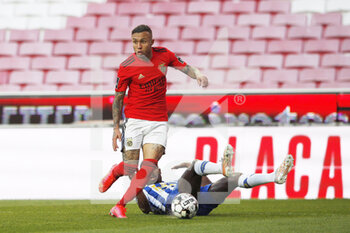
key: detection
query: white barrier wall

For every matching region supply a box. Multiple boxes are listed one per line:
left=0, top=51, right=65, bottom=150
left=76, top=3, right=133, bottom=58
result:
left=0, top=126, right=349, bottom=200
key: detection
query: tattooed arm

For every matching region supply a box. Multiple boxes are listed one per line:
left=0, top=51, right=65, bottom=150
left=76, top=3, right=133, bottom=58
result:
left=112, top=91, right=125, bottom=151
left=179, top=65, right=208, bottom=88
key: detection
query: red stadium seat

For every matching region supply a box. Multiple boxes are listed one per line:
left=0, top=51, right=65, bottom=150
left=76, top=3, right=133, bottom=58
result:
left=232, top=41, right=266, bottom=54
left=322, top=54, right=350, bottom=67
left=66, top=16, right=96, bottom=29
left=196, top=40, right=231, bottom=54
left=263, top=69, right=298, bottom=84
left=118, top=3, right=151, bottom=15
left=0, top=85, right=21, bottom=92
left=86, top=3, right=116, bottom=16
left=22, top=84, right=58, bottom=92
left=237, top=14, right=271, bottom=27
left=242, top=82, right=279, bottom=89
left=338, top=69, right=350, bottom=82
left=324, top=26, right=350, bottom=39
left=311, top=13, right=342, bottom=26
left=222, top=1, right=256, bottom=14
left=319, top=82, right=350, bottom=88
left=182, top=27, right=215, bottom=40
left=161, top=41, right=195, bottom=55
left=268, top=40, right=303, bottom=54
left=54, top=42, right=88, bottom=56
left=217, top=27, right=250, bottom=40
left=59, top=84, right=94, bottom=91
left=248, top=55, right=283, bottom=68
left=152, top=2, right=186, bottom=14
left=168, top=15, right=201, bottom=27
left=285, top=54, right=319, bottom=68
left=68, top=56, right=101, bottom=70
left=32, top=57, right=66, bottom=70
left=0, top=71, right=8, bottom=84
left=98, top=16, right=130, bottom=29
left=0, top=43, right=17, bottom=56
left=188, top=1, right=220, bottom=14
left=123, top=42, right=134, bottom=54
left=252, top=26, right=286, bottom=40
left=288, top=26, right=322, bottom=39
left=44, top=29, right=74, bottom=42
left=299, top=68, right=335, bottom=82
left=110, top=28, right=131, bottom=41
left=76, top=28, right=109, bottom=42
left=226, top=69, right=262, bottom=83
left=204, top=69, right=226, bottom=86
left=281, top=83, right=317, bottom=88
left=103, top=55, right=128, bottom=70
left=304, top=40, right=339, bottom=53
left=258, top=1, right=290, bottom=14
left=19, top=42, right=53, bottom=56
left=152, top=28, right=180, bottom=41
left=181, top=55, right=210, bottom=69
left=341, top=39, right=350, bottom=52
left=202, top=15, right=235, bottom=27
left=81, top=70, right=115, bottom=84
left=10, top=30, right=39, bottom=42
left=0, top=57, right=30, bottom=70
left=9, top=71, right=44, bottom=85
left=166, top=67, right=189, bottom=85
left=132, top=15, right=166, bottom=29
left=46, top=71, right=80, bottom=85
left=0, top=30, right=5, bottom=42
left=273, top=14, right=307, bottom=27
left=211, top=55, right=246, bottom=69
left=90, top=42, right=123, bottom=55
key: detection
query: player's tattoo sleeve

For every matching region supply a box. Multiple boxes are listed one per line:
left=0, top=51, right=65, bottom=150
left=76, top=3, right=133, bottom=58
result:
left=112, top=91, right=125, bottom=128
left=180, top=65, right=200, bottom=80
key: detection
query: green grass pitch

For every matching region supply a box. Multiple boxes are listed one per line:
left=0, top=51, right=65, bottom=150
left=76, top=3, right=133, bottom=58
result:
left=0, top=199, right=349, bottom=233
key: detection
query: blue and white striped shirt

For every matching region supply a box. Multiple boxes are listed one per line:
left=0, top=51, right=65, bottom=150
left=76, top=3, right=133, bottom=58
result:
left=141, top=181, right=178, bottom=214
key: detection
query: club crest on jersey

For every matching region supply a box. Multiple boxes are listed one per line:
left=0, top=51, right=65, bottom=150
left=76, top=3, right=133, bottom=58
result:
left=138, top=74, right=145, bottom=79
left=126, top=138, right=133, bottom=147
left=158, top=63, right=167, bottom=74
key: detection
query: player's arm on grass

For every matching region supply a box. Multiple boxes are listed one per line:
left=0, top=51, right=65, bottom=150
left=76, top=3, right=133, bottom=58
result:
left=172, top=162, right=212, bottom=186
left=180, top=65, right=208, bottom=88
left=112, top=91, right=125, bottom=151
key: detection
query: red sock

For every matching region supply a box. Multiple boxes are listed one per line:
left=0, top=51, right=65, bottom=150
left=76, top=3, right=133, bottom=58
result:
left=112, top=162, right=138, bottom=178
left=117, top=159, right=158, bottom=206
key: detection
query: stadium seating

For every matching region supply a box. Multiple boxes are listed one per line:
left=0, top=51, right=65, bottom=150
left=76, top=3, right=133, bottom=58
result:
left=0, top=0, right=349, bottom=92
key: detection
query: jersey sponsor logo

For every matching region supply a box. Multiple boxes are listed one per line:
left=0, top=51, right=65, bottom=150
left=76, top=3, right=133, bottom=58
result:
left=121, top=56, right=136, bottom=67
left=176, top=55, right=184, bottom=64
left=139, top=76, right=166, bottom=93
left=138, top=74, right=145, bottom=79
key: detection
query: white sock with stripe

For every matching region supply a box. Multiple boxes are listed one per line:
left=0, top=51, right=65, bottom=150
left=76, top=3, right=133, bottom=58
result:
left=193, top=160, right=222, bottom=176
left=238, top=173, right=276, bottom=188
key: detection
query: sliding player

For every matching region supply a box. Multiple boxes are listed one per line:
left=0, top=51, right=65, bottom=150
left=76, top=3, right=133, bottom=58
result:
left=136, top=145, right=294, bottom=216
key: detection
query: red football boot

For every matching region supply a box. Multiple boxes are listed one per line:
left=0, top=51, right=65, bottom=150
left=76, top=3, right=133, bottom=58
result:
left=109, top=204, right=127, bottom=218
left=99, top=164, right=118, bottom=193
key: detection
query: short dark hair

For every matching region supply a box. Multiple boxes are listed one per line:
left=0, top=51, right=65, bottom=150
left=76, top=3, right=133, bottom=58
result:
left=131, top=24, right=152, bottom=37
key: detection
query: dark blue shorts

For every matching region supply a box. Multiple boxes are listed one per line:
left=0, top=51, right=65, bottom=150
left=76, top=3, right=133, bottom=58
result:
left=196, top=184, right=219, bottom=216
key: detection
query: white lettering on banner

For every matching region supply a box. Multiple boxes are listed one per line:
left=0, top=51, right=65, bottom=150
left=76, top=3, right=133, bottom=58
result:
left=0, top=127, right=348, bottom=199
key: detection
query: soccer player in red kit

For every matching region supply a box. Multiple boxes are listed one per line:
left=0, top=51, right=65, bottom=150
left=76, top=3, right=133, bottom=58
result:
left=99, top=24, right=209, bottom=218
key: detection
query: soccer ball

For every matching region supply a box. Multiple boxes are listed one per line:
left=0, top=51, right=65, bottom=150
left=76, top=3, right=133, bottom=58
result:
left=171, top=193, right=199, bottom=219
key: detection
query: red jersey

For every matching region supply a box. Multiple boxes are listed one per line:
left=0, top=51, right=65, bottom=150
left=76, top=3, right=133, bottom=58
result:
left=115, top=47, right=187, bottom=121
